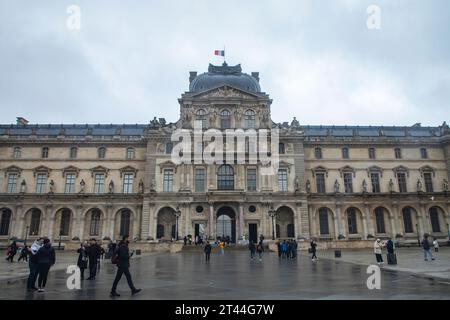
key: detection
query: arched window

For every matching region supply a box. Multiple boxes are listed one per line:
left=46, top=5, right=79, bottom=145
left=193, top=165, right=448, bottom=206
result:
left=98, top=147, right=106, bottom=159
left=195, top=109, right=207, bottom=128
left=59, top=209, right=71, bottom=236
left=126, top=147, right=135, bottom=160
left=69, top=147, right=77, bottom=159
left=0, top=209, right=12, bottom=236
left=347, top=208, right=358, bottom=234
left=314, top=147, right=322, bottom=159
left=120, top=209, right=131, bottom=236
left=429, top=207, right=441, bottom=233
left=42, top=147, right=49, bottom=159
left=220, top=109, right=231, bottom=129
left=279, top=143, right=285, bottom=154
left=319, top=208, right=329, bottom=235
left=29, top=209, right=41, bottom=236
left=244, top=110, right=256, bottom=129
left=90, top=209, right=101, bottom=236
left=374, top=207, right=386, bottom=234
left=402, top=207, right=414, bottom=233
left=217, top=165, right=234, bottom=190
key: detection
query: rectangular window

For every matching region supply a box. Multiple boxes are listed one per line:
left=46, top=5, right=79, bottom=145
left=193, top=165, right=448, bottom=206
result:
left=69, top=147, right=77, bottom=159
left=7, top=173, right=18, bottom=193
left=195, top=168, right=205, bottom=192
left=429, top=207, right=440, bottom=232
left=278, top=169, right=288, bottom=192
left=347, top=209, right=358, bottom=234
left=13, top=147, right=21, bottom=159
left=316, top=173, right=326, bottom=193
left=319, top=208, right=329, bottom=235
left=368, top=148, right=376, bottom=159
left=375, top=208, right=386, bottom=234
left=420, top=148, right=428, bottom=159
left=394, top=148, right=402, bottom=159
left=163, top=169, right=173, bottom=192
left=342, top=148, right=349, bottom=159
left=36, top=174, right=47, bottom=193
left=403, top=209, right=413, bottom=233
left=65, top=174, right=76, bottom=193
left=42, top=147, right=49, bottom=159
left=423, top=173, right=433, bottom=192
left=397, top=172, right=407, bottom=193
left=94, top=174, right=105, bottom=194
left=370, top=173, right=380, bottom=193
left=247, top=168, right=257, bottom=191
left=343, top=172, right=353, bottom=193
left=126, top=148, right=135, bottom=160
left=123, top=173, right=134, bottom=194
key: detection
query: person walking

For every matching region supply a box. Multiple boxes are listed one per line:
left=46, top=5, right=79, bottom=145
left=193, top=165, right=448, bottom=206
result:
left=86, top=238, right=101, bottom=280
left=26, top=238, right=43, bottom=292
left=310, top=240, right=318, bottom=261
left=292, top=240, right=298, bottom=259
left=6, top=241, right=17, bottom=262
left=249, top=241, right=256, bottom=259
left=77, top=243, right=88, bottom=280
left=277, top=241, right=282, bottom=259
left=204, top=241, right=212, bottom=262
left=18, top=245, right=29, bottom=262
left=432, top=238, right=439, bottom=252
left=256, top=241, right=264, bottom=262
left=421, top=235, right=435, bottom=261
left=374, top=239, right=384, bottom=266
left=219, top=240, right=225, bottom=255
left=183, top=236, right=187, bottom=246
left=110, top=235, right=141, bottom=297
left=36, top=238, right=56, bottom=292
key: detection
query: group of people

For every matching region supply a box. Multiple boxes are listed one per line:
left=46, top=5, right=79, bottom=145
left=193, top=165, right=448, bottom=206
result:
left=248, top=240, right=265, bottom=261
left=277, top=240, right=298, bottom=259
left=25, top=238, right=56, bottom=292
left=76, top=238, right=104, bottom=280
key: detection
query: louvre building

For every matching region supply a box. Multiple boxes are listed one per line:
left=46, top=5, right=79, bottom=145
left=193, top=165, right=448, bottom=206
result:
left=0, top=62, right=449, bottom=249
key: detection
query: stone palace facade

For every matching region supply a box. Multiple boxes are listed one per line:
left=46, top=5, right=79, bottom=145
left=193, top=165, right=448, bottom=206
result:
left=0, top=62, right=449, bottom=248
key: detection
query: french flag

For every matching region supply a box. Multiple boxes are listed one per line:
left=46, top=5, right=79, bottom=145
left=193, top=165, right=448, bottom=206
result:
left=214, top=50, right=225, bottom=57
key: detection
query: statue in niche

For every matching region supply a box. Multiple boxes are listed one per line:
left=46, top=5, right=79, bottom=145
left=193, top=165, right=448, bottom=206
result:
left=388, top=179, right=394, bottom=193
left=48, top=180, right=55, bottom=194
left=234, top=110, right=242, bottom=123
left=20, top=179, right=27, bottom=193
left=79, top=179, right=86, bottom=194
left=417, top=179, right=423, bottom=192
left=108, top=180, right=114, bottom=194
left=294, top=176, right=300, bottom=191
left=334, top=180, right=340, bottom=193
left=362, top=179, right=368, bottom=193
left=305, top=179, right=311, bottom=193
left=139, top=179, right=144, bottom=193
left=150, top=178, right=156, bottom=191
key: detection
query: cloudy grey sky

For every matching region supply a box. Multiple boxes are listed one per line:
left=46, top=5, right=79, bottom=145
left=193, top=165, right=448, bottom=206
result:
left=0, top=0, right=449, bottom=126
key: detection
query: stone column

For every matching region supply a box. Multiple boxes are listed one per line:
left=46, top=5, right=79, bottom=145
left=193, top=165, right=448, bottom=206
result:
left=260, top=204, right=267, bottom=238
left=141, top=200, right=150, bottom=240
left=43, top=204, right=53, bottom=239
left=73, top=204, right=83, bottom=240
left=103, top=204, right=113, bottom=240
left=293, top=208, right=299, bottom=240
left=150, top=203, right=157, bottom=240
left=209, top=202, right=214, bottom=239
left=133, top=205, right=141, bottom=240
left=239, top=203, right=244, bottom=240
left=184, top=204, right=191, bottom=237
left=79, top=207, right=86, bottom=241
left=335, top=203, right=344, bottom=238
left=419, top=202, right=429, bottom=235
left=333, top=215, right=339, bottom=240
left=391, top=203, right=400, bottom=236
left=364, top=204, right=374, bottom=237
left=14, top=204, right=24, bottom=239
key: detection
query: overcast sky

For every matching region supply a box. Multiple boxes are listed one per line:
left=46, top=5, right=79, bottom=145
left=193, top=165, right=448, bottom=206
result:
left=0, top=0, right=449, bottom=126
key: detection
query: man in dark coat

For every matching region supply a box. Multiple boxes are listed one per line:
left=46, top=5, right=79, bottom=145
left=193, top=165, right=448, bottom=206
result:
left=6, top=241, right=17, bottom=262
left=386, top=238, right=395, bottom=254
left=86, top=238, right=101, bottom=280
left=77, top=243, right=88, bottom=280
left=248, top=241, right=256, bottom=259
left=204, top=241, right=212, bottom=262
left=110, top=235, right=141, bottom=297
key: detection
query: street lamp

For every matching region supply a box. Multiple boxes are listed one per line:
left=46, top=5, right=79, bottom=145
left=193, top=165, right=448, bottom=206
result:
left=268, top=206, right=276, bottom=240
left=174, top=207, right=181, bottom=241
left=24, top=225, right=29, bottom=246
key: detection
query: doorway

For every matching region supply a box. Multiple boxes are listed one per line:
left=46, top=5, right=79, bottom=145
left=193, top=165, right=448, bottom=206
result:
left=249, top=223, right=258, bottom=243
left=216, top=206, right=236, bottom=243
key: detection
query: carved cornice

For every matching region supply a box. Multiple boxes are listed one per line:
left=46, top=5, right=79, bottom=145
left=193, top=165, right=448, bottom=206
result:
left=312, top=166, right=328, bottom=177
left=3, top=165, right=23, bottom=177
left=339, top=165, right=356, bottom=178
left=90, top=165, right=109, bottom=177
left=32, top=165, right=51, bottom=177
left=419, top=165, right=435, bottom=177
left=159, top=160, right=177, bottom=173
left=62, top=166, right=80, bottom=178
left=119, top=165, right=138, bottom=178
left=366, top=165, right=383, bottom=177
left=392, top=165, right=410, bottom=178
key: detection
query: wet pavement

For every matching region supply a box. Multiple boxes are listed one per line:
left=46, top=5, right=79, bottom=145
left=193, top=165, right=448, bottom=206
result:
left=1, top=250, right=449, bottom=300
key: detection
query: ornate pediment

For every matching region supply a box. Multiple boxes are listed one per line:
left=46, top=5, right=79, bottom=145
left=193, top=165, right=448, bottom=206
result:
left=279, top=161, right=293, bottom=173
left=192, top=85, right=259, bottom=99
left=158, top=160, right=177, bottom=173
left=419, top=165, right=435, bottom=177
left=3, top=165, right=23, bottom=177
left=392, top=165, right=410, bottom=177
left=312, top=166, right=328, bottom=177
left=339, top=165, right=356, bottom=177
left=119, top=166, right=138, bottom=178
left=62, top=166, right=80, bottom=177
left=367, top=165, right=383, bottom=177
left=32, top=165, right=51, bottom=177
left=90, top=165, right=109, bottom=177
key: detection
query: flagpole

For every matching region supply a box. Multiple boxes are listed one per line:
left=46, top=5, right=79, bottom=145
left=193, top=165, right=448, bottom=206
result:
left=224, top=45, right=226, bottom=64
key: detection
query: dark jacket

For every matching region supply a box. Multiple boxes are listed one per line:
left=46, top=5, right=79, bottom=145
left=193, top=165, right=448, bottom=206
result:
left=204, top=244, right=212, bottom=254
left=77, top=247, right=88, bottom=269
left=248, top=242, right=256, bottom=251
left=422, top=239, right=431, bottom=250
left=9, top=242, right=17, bottom=255
left=256, top=242, right=264, bottom=252
left=87, top=244, right=101, bottom=261
left=36, top=243, right=56, bottom=265
left=310, top=241, right=317, bottom=252
left=386, top=240, right=394, bottom=254
left=116, top=241, right=133, bottom=269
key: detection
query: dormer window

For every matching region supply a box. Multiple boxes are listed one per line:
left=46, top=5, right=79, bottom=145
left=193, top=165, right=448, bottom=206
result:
left=220, top=109, right=231, bottom=129
left=98, top=147, right=106, bottom=159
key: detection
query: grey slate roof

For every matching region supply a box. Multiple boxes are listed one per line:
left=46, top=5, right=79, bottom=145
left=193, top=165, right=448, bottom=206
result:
left=0, top=124, right=147, bottom=136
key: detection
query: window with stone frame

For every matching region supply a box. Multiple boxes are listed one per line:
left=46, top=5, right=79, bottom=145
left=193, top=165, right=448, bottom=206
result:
left=319, top=208, right=329, bottom=235
left=217, top=164, right=234, bottom=190
left=0, top=209, right=12, bottom=236
left=429, top=207, right=441, bottom=233
left=120, top=209, right=131, bottom=236
left=220, top=109, right=231, bottom=129
left=59, top=209, right=71, bottom=236
left=13, top=147, right=21, bottom=159
left=35, top=173, right=47, bottom=193
left=29, top=209, right=41, bottom=236
left=94, top=173, right=105, bottom=194
left=423, top=172, right=433, bottom=192
left=343, top=172, right=353, bottom=193
left=244, top=109, right=256, bottom=129
left=163, top=169, right=174, bottom=192
left=42, top=147, right=49, bottom=159
left=347, top=208, right=358, bottom=234
left=314, top=147, right=322, bottom=159
left=368, top=147, right=376, bottom=159
left=279, top=143, right=285, bottom=155
left=402, top=207, right=414, bottom=233
left=278, top=169, right=288, bottom=192
left=98, top=147, right=106, bottom=159
left=370, top=172, right=380, bottom=193
left=126, top=147, right=135, bottom=160
left=69, top=147, right=77, bottom=159
left=316, top=173, right=326, bottom=193
left=65, top=173, right=76, bottom=193
left=342, top=147, right=349, bottom=159
left=394, top=147, right=402, bottom=159
left=122, top=173, right=134, bottom=193
left=375, top=207, right=386, bottom=234
left=247, top=168, right=257, bottom=191
left=7, top=173, right=18, bottom=193
left=90, top=210, right=101, bottom=236
left=397, top=172, right=407, bottom=193
left=196, top=109, right=207, bottom=128
left=420, top=147, right=428, bottom=159
left=195, top=167, right=205, bottom=192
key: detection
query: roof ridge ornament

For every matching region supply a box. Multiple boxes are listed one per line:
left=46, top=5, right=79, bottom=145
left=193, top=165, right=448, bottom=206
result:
left=208, top=63, right=242, bottom=75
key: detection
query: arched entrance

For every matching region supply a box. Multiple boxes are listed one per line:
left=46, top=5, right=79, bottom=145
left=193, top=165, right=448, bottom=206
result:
left=216, top=206, right=236, bottom=243
left=276, top=206, right=295, bottom=238
left=157, top=207, right=176, bottom=240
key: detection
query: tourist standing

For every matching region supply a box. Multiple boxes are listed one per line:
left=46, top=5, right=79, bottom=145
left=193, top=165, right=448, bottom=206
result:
left=110, top=235, right=141, bottom=297
left=18, top=245, right=29, bottom=262
left=77, top=243, right=88, bottom=280
left=86, top=238, right=101, bottom=280
left=219, top=240, right=225, bottom=255
left=256, top=241, right=264, bottom=261
left=204, top=241, right=212, bottom=262
left=422, top=235, right=435, bottom=261
left=36, top=238, right=56, bottom=292
left=310, top=240, right=318, bottom=261
left=432, top=238, right=439, bottom=252
left=292, top=240, right=298, bottom=258
left=277, top=241, right=282, bottom=259
left=374, top=239, right=384, bottom=266
left=249, top=241, right=256, bottom=259
left=26, top=238, right=43, bottom=292
left=5, top=241, right=17, bottom=262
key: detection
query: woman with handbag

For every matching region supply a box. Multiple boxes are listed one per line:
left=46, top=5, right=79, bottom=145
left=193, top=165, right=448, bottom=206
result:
left=77, top=243, right=88, bottom=280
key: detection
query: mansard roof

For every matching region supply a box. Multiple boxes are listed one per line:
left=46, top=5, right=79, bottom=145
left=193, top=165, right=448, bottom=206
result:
left=301, top=125, right=444, bottom=138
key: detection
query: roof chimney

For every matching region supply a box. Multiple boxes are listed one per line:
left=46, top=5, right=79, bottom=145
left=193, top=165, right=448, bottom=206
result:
left=251, top=72, right=259, bottom=82
left=189, top=71, right=197, bottom=84
left=16, top=117, right=29, bottom=126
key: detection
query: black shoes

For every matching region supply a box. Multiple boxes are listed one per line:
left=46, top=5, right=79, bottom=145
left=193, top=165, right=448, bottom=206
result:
left=131, top=288, right=142, bottom=296
left=110, top=291, right=120, bottom=297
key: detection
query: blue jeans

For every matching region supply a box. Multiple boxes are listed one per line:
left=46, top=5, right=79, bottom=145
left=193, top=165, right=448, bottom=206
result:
left=424, top=249, right=434, bottom=260
left=27, top=262, right=39, bottom=289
